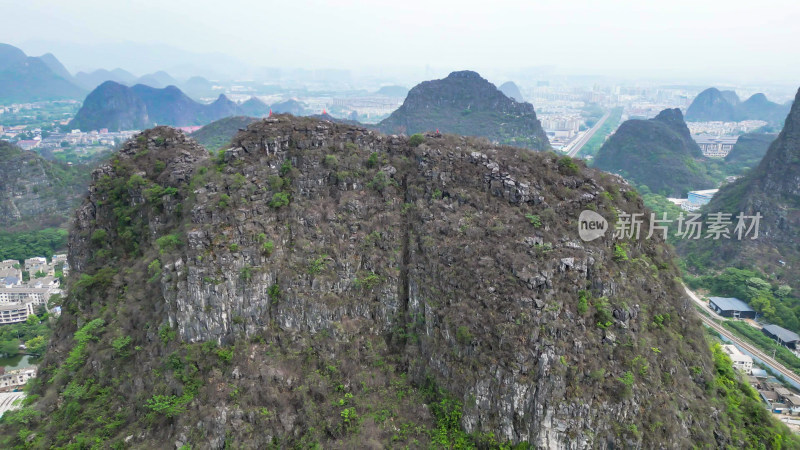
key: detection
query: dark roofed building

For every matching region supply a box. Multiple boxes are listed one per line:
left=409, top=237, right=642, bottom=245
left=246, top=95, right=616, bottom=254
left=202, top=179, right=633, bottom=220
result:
left=708, top=297, right=756, bottom=319
left=762, top=324, right=800, bottom=349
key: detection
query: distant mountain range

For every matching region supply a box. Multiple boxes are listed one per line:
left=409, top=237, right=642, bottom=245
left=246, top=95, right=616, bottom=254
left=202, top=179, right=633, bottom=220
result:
left=0, top=43, right=85, bottom=103
left=685, top=87, right=791, bottom=126
left=593, top=108, right=715, bottom=197
left=0, top=43, right=227, bottom=105
left=679, top=87, right=800, bottom=288
left=377, top=70, right=550, bottom=150
left=69, top=81, right=271, bottom=131
left=73, top=68, right=138, bottom=90
left=73, top=67, right=219, bottom=97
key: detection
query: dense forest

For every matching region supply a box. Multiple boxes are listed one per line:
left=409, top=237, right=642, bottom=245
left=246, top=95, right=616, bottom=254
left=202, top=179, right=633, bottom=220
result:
left=0, top=228, right=68, bottom=262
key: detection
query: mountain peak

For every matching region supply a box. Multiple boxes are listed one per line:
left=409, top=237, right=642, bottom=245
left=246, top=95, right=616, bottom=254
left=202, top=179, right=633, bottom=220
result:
left=0, top=43, right=26, bottom=70
left=70, top=82, right=269, bottom=131
left=499, top=81, right=523, bottom=101
left=686, top=87, right=788, bottom=125
left=744, top=92, right=768, bottom=103
left=653, top=107, right=685, bottom=124
left=377, top=71, right=549, bottom=150
left=445, top=70, right=483, bottom=80
left=594, top=107, right=711, bottom=196
left=0, top=44, right=84, bottom=102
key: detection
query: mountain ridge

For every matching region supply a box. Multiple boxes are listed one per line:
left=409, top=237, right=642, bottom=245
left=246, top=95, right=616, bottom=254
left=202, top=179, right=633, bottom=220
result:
left=686, top=87, right=791, bottom=125
left=0, top=43, right=85, bottom=103
left=69, top=81, right=270, bottom=131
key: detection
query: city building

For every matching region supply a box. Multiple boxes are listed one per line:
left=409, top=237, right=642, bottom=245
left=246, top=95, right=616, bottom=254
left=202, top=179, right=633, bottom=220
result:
left=682, top=189, right=719, bottom=211
left=24, top=257, right=51, bottom=277
left=51, top=254, right=69, bottom=275
left=0, top=302, right=35, bottom=325
left=762, top=324, right=800, bottom=349
left=721, top=344, right=753, bottom=374
left=693, top=135, right=738, bottom=158
left=0, top=285, right=59, bottom=306
left=0, top=255, right=63, bottom=314
left=687, top=120, right=767, bottom=136
left=0, top=275, right=20, bottom=287
left=0, top=261, right=22, bottom=287
left=0, top=368, right=36, bottom=391
left=708, top=296, right=756, bottom=319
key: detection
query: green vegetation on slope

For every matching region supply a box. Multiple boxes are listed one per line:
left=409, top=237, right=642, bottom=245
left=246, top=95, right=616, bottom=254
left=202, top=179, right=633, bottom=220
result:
left=723, top=132, right=777, bottom=176
left=708, top=341, right=800, bottom=447
left=0, top=312, right=52, bottom=358
left=686, top=268, right=799, bottom=332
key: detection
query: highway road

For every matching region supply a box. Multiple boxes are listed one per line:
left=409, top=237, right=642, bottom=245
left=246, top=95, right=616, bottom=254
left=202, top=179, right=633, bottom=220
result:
left=684, top=285, right=800, bottom=387
left=566, top=111, right=610, bottom=157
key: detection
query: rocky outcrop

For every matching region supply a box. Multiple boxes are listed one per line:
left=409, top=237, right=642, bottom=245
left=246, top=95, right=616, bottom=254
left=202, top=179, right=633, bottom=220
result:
left=10, top=117, right=767, bottom=448
left=378, top=71, right=550, bottom=150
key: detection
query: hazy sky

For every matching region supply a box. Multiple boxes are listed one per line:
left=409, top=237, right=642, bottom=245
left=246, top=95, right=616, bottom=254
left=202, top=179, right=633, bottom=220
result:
left=5, top=0, right=800, bottom=82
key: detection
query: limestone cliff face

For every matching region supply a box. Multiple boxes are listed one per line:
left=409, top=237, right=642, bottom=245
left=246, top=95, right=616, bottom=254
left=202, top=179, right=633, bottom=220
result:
left=16, top=117, right=748, bottom=448
left=0, top=141, right=88, bottom=229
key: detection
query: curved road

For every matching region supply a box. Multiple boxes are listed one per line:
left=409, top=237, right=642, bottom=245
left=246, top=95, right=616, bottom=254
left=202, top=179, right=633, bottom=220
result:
left=566, top=111, right=610, bottom=157
left=684, top=285, right=800, bottom=386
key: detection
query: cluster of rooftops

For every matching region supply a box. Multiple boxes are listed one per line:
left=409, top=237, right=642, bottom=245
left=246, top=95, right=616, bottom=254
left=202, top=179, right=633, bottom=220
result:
left=709, top=296, right=800, bottom=348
